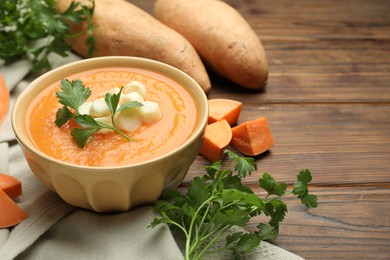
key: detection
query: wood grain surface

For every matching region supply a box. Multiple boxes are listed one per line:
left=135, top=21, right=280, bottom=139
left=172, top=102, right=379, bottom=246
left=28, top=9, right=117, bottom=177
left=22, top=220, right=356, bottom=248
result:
left=132, top=0, right=390, bottom=259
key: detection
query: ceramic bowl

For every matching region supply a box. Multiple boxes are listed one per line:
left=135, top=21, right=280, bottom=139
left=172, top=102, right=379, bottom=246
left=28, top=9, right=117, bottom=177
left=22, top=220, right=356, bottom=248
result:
left=12, top=56, right=208, bottom=212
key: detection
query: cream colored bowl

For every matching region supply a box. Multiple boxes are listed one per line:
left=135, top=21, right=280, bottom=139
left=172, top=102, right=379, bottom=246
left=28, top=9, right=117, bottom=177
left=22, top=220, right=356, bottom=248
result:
left=12, top=56, right=208, bottom=212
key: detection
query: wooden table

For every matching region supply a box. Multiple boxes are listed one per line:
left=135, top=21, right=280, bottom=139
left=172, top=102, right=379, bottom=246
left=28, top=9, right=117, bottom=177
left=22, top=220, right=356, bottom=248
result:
left=134, top=1, right=390, bottom=259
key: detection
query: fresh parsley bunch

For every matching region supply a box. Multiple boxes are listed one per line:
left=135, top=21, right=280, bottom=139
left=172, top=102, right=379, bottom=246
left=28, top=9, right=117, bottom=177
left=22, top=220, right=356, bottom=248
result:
left=0, top=0, right=95, bottom=71
left=150, top=150, right=318, bottom=259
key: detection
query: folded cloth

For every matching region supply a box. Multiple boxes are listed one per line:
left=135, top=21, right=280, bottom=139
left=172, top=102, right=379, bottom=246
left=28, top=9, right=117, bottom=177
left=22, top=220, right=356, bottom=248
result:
left=2, top=192, right=183, bottom=260
left=0, top=55, right=304, bottom=260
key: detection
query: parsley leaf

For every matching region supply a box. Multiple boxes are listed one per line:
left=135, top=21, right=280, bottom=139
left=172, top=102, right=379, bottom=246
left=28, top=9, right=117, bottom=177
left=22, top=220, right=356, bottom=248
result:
left=301, top=194, right=318, bottom=208
left=117, top=101, right=143, bottom=113
left=227, top=232, right=261, bottom=255
left=264, top=199, right=288, bottom=231
left=256, top=223, right=278, bottom=241
left=71, top=127, right=97, bottom=149
left=225, top=149, right=257, bottom=178
left=55, top=106, right=74, bottom=127
left=187, top=176, right=211, bottom=208
left=73, top=114, right=102, bottom=129
left=259, top=173, right=288, bottom=197
left=104, top=88, right=122, bottom=118
left=293, top=169, right=318, bottom=207
left=70, top=114, right=104, bottom=148
left=150, top=150, right=318, bottom=259
left=56, top=79, right=91, bottom=112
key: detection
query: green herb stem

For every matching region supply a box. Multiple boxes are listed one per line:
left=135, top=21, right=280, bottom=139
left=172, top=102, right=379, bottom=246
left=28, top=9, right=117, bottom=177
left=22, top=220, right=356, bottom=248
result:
left=161, top=213, right=189, bottom=237
left=186, top=195, right=217, bottom=259
left=193, top=225, right=232, bottom=260
left=96, top=121, right=133, bottom=142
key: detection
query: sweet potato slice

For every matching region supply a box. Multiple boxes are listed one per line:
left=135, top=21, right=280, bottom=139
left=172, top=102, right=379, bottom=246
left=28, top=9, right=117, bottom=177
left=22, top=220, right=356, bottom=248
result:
left=208, top=99, right=242, bottom=126
left=0, top=173, right=23, bottom=199
left=231, top=117, right=274, bottom=156
left=0, top=73, right=10, bottom=125
left=0, top=189, right=28, bottom=228
left=200, top=119, right=232, bottom=162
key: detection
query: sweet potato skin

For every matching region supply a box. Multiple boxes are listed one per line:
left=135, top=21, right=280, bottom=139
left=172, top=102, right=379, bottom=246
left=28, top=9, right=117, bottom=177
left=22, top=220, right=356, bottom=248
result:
left=154, top=0, right=268, bottom=90
left=0, top=74, right=10, bottom=125
left=56, top=0, right=211, bottom=92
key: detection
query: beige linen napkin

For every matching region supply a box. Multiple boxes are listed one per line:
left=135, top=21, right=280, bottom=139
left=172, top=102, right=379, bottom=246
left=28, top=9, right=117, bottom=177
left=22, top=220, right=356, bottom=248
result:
left=0, top=55, right=304, bottom=260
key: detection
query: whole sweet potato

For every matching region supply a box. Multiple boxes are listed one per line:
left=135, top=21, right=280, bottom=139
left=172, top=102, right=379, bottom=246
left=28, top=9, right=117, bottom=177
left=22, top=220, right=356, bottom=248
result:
left=56, top=0, right=211, bottom=92
left=154, top=0, right=268, bottom=90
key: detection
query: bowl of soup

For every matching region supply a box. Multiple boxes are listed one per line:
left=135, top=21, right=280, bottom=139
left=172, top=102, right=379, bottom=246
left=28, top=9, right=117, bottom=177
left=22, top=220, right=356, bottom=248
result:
left=12, top=56, right=208, bottom=212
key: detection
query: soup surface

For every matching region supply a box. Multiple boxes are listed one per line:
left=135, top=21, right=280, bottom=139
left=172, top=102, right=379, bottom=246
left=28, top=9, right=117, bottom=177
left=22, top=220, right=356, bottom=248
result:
left=27, top=67, right=197, bottom=166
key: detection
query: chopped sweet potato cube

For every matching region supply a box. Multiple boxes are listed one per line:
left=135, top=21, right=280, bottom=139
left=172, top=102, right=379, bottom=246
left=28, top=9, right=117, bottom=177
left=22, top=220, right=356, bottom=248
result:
left=208, top=99, right=242, bottom=126
left=200, top=119, right=232, bottom=162
left=231, top=117, right=274, bottom=156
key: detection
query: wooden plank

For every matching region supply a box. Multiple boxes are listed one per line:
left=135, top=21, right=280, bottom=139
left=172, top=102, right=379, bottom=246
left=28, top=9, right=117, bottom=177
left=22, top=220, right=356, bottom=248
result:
left=227, top=0, right=390, bottom=19
left=129, top=0, right=154, bottom=13
left=208, top=73, right=390, bottom=103
left=263, top=40, right=390, bottom=74
left=249, top=13, right=390, bottom=39
left=185, top=104, right=390, bottom=186
left=245, top=187, right=390, bottom=259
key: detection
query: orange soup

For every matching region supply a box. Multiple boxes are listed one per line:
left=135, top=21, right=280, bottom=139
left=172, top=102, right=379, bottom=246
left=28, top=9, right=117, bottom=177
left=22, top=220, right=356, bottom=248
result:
left=26, top=67, right=198, bottom=167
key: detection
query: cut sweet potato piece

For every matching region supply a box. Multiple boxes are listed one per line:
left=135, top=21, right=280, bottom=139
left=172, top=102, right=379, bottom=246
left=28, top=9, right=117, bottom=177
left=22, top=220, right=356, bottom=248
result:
left=0, top=73, right=10, bottom=125
left=208, top=99, right=242, bottom=126
left=231, top=117, right=274, bottom=156
left=0, top=173, right=22, bottom=199
left=0, top=189, right=28, bottom=228
left=200, top=119, right=232, bottom=162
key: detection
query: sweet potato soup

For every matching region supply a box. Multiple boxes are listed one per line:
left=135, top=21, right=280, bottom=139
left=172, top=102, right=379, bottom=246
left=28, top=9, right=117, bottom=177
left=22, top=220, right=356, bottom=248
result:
left=26, top=67, right=198, bottom=167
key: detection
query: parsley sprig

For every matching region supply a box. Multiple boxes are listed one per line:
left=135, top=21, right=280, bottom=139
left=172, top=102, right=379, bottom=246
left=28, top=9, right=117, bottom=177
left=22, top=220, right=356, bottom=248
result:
left=150, top=150, right=318, bottom=259
left=55, top=79, right=142, bottom=148
left=0, top=0, right=95, bottom=71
